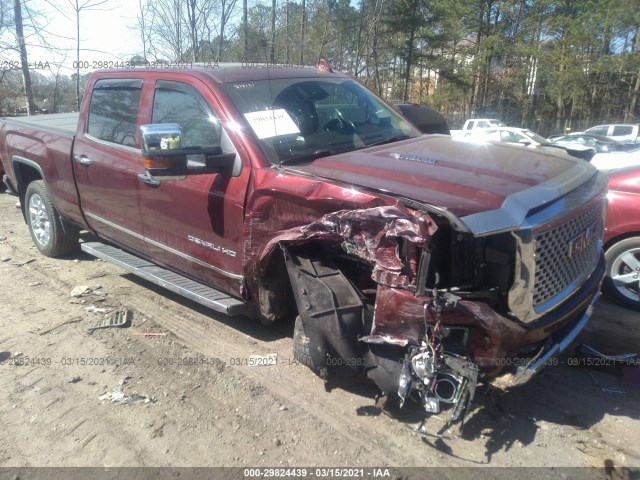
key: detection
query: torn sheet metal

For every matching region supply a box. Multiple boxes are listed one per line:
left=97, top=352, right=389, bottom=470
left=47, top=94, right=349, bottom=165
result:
left=254, top=205, right=437, bottom=288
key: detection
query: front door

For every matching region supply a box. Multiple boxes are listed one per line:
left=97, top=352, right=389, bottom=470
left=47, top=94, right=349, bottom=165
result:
left=138, top=78, right=250, bottom=297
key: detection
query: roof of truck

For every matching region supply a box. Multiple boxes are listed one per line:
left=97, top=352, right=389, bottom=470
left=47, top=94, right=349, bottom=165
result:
left=96, top=62, right=351, bottom=84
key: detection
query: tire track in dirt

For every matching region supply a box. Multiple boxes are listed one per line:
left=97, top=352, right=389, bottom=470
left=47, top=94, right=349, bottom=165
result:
left=12, top=238, right=453, bottom=466
left=118, top=282, right=466, bottom=467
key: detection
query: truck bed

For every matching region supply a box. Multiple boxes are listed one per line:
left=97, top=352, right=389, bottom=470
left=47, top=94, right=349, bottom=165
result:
left=1, top=112, right=79, bottom=136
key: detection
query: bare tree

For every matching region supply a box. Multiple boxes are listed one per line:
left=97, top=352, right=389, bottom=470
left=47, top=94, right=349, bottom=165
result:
left=217, top=0, right=238, bottom=61
left=269, top=0, right=276, bottom=63
left=243, top=0, right=247, bottom=60
left=137, top=0, right=154, bottom=61
left=299, top=0, right=305, bottom=64
left=14, top=0, right=36, bottom=114
left=67, top=0, right=111, bottom=110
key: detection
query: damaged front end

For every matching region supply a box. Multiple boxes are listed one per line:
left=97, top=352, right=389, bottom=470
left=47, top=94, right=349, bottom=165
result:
left=398, top=292, right=479, bottom=428
left=263, top=204, right=488, bottom=426
left=252, top=175, right=606, bottom=429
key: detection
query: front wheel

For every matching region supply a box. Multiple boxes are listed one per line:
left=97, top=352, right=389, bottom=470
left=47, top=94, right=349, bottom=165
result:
left=25, top=180, right=79, bottom=257
left=603, top=236, right=640, bottom=310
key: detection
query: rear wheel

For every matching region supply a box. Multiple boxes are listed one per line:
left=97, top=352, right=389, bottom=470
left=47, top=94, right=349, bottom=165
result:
left=25, top=180, right=79, bottom=257
left=603, top=236, right=640, bottom=310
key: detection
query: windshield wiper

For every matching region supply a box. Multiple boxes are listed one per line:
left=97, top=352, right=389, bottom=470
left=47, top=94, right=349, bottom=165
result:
left=366, top=135, right=411, bottom=148
left=278, top=149, right=335, bottom=165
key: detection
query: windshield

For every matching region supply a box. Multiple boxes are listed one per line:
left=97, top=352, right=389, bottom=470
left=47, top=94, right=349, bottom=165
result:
left=221, top=78, right=421, bottom=164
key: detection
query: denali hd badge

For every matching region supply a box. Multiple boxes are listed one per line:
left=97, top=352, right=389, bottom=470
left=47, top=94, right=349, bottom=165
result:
left=567, top=221, right=598, bottom=259
left=188, top=235, right=236, bottom=257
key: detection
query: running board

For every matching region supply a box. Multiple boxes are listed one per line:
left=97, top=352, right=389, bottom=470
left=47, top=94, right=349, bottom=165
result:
left=81, top=242, right=246, bottom=316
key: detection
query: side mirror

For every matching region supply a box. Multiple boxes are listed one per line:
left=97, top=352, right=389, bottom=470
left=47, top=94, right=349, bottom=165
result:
left=518, top=138, right=532, bottom=146
left=140, top=123, right=237, bottom=181
left=140, top=123, right=188, bottom=180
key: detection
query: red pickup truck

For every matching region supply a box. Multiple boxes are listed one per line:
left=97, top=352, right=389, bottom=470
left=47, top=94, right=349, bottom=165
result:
left=0, top=64, right=607, bottom=426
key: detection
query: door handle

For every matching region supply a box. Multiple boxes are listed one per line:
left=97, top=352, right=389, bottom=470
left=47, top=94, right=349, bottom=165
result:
left=138, top=173, right=160, bottom=187
left=73, top=155, right=92, bottom=166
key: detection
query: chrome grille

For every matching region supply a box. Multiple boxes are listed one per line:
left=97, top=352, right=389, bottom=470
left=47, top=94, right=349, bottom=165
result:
left=532, top=202, right=603, bottom=307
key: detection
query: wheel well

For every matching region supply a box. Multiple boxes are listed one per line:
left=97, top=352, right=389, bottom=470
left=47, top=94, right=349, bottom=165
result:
left=604, top=232, right=640, bottom=251
left=257, top=240, right=376, bottom=323
left=13, top=162, right=44, bottom=220
left=281, top=244, right=373, bottom=373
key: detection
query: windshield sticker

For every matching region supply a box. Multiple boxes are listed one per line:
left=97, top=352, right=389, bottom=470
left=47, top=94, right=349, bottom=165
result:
left=244, top=109, right=300, bottom=139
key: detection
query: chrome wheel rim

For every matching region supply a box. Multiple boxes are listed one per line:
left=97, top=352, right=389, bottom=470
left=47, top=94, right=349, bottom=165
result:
left=29, top=193, right=50, bottom=247
left=610, top=247, right=640, bottom=303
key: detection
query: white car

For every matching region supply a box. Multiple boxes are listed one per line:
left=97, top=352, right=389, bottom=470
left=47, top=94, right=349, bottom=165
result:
left=458, top=127, right=592, bottom=159
left=590, top=148, right=640, bottom=171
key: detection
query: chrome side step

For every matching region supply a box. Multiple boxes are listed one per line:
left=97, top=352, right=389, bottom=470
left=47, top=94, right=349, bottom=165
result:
left=81, top=241, right=246, bottom=316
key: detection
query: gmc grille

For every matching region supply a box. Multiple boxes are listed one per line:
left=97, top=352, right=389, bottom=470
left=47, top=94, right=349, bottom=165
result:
left=532, top=201, right=603, bottom=308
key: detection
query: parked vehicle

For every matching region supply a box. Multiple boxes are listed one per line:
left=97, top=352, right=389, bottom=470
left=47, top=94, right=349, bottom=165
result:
left=458, top=126, right=593, bottom=160
left=0, top=64, right=607, bottom=425
left=548, top=133, right=633, bottom=160
left=590, top=148, right=640, bottom=171
left=584, top=124, right=640, bottom=144
left=462, top=118, right=505, bottom=130
left=394, top=104, right=450, bottom=135
left=603, top=165, right=640, bottom=310
left=449, top=118, right=505, bottom=138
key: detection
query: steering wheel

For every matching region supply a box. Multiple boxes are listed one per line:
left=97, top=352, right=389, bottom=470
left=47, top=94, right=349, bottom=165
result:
left=321, top=108, right=356, bottom=134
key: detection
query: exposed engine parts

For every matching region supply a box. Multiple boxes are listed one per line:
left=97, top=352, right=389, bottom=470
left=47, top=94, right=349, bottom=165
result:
left=398, top=290, right=479, bottom=429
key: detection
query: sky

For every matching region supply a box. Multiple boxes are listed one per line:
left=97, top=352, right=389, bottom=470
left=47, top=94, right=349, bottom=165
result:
left=22, top=0, right=141, bottom=76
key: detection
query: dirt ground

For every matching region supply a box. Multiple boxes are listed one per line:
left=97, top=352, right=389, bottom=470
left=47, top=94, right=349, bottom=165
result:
left=0, top=189, right=639, bottom=477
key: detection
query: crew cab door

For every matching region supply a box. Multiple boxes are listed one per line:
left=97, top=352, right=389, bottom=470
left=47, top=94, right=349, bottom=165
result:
left=138, top=78, right=250, bottom=296
left=73, top=78, right=148, bottom=255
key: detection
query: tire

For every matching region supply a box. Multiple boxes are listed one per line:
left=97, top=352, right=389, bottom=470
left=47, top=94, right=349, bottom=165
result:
left=603, top=236, right=640, bottom=310
left=292, top=315, right=315, bottom=369
left=25, top=180, right=79, bottom=257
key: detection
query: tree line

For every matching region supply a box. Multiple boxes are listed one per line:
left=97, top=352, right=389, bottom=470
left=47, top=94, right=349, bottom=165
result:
left=2, top=0, right=639, bottom=135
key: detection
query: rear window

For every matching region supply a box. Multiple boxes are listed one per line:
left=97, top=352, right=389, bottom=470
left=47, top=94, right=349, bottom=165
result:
left=612, top=125, right=633, bottom=136
left=87, top=79, right=143, bottom=147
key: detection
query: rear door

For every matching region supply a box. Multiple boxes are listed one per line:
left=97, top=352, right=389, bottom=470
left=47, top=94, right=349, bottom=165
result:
left=138, top=77, right=251, bottom=297
left=73, top=78, right=148, bottom=255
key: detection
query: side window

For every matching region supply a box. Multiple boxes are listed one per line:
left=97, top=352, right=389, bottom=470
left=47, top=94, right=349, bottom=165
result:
left=152, top=81, right=221, bottom=152
left=612, top=125, right=633, bottom=136
left=477, top=121, right=490, bottom=128
left=87, top=79, right=142, bottom=147
left=586, top=126, right=607, bottom=136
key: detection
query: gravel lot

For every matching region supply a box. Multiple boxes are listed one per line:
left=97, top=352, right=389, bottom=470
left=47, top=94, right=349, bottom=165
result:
left=0, top=190, right=638, bottom=479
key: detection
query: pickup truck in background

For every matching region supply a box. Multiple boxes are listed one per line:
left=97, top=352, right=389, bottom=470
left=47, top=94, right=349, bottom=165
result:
left=0, top=64, right=607, bottom=428
left=449, top=118, right=506, bottom=138
left=584, top=123, right=640, bottom=144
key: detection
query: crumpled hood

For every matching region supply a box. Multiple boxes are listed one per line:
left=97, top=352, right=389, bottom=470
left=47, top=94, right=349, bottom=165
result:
left=288, top=135, right=599, bottom=232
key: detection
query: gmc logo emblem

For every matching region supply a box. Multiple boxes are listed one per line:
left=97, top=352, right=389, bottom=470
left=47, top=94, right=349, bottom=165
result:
left=567, top=222, right=598, bottom=259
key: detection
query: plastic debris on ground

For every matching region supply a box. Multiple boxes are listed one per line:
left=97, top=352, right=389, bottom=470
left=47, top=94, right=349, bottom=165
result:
left=88, top=308, right=132, bottom=333
left=99, top=377, right=156, bottom=405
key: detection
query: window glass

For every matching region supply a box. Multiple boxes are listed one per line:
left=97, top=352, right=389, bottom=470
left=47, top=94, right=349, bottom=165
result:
left=586, top=126, right=607, bottom=136
left=152, top=81, right=221, bottom=149
left=221, top=78, right=420, bottom=165
left=87, top=79, right=142, bottom=147
left=612, top=126, right=633, bottom=136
